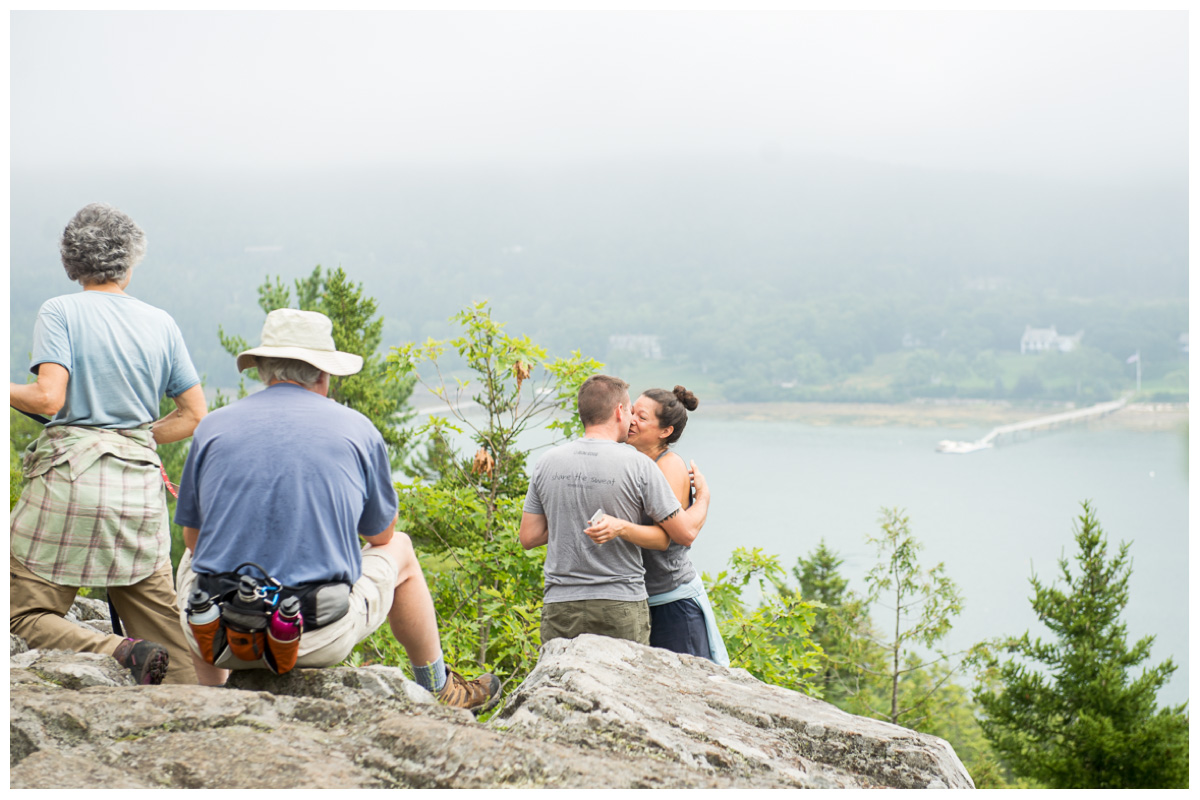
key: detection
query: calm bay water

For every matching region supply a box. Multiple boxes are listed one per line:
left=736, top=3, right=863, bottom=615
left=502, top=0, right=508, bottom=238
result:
left=446, top=413, right=1190, bottom=706
left=675, top=419, right=1190, bottom=708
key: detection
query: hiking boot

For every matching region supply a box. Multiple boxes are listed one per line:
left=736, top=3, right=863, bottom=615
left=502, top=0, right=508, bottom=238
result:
left=112, top=638, right=170, bottom=685
left=437, top=668, right=502, bottom=714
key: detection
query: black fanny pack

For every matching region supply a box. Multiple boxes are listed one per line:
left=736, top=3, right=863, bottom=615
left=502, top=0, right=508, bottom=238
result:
left=196, top=564, right=352, bottom=631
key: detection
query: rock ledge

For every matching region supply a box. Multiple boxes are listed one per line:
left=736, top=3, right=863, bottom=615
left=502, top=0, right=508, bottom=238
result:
left=11, top=622, right=973, bottom=789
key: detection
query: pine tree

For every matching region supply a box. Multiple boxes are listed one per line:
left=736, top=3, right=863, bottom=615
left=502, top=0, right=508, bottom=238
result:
left=973, top=501, right=1189, bottom=788
left=794, top=539, right=873, bottom=702
left=795, top=540, right=850, bottom=617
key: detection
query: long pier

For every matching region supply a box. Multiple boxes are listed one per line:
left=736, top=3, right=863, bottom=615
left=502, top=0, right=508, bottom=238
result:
left=936, top=398, right=1127, bottom=454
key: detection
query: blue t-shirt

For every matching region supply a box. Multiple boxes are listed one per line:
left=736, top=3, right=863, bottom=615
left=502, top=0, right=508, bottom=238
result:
left=29, top=291, right=200, bottom=428
left=175, top=383, right=398, bottom=586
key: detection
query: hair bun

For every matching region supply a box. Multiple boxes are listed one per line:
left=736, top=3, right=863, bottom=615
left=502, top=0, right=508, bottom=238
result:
left=673, top=385, right=699, bottom=411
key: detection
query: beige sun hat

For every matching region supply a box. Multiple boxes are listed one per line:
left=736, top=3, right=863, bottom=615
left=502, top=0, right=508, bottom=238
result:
left=236, top=308, right=364, bottom=376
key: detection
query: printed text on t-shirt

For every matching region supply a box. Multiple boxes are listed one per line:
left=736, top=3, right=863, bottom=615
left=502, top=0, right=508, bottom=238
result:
left=549, top=472, right=616, bottom=487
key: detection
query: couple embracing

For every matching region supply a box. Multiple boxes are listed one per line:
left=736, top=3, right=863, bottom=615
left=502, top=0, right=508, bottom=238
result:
left=520, top=374, right=728, bottom=664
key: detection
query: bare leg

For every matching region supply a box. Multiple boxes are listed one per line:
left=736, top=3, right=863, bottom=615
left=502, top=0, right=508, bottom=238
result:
left=367, top=533, right=442, bottom=667
left=191, top=651, right=230, bottom=686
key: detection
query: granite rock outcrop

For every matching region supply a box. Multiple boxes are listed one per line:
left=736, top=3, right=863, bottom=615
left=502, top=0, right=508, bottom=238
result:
left=10, top=604, right=973, bottom=789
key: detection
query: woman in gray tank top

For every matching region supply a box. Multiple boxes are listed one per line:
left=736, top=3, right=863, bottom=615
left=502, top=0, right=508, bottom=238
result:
left=625, top=386, right=728, bottom=665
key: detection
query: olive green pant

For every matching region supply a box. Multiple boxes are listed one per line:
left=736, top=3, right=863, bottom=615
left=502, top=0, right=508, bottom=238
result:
left=540, top=598, right=651, bottom=646
left=10, top=552, right=198, bottom=684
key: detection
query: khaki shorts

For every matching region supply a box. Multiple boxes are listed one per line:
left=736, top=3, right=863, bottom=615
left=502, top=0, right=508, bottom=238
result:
left=541, top=598, right=651, bottom=646
left=175, top=546, right=399, bottom=668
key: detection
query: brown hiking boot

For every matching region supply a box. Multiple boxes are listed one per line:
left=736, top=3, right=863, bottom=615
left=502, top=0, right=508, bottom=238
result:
left=437, top=668, right=502, bottom=714
left=112, top=638, right=170, bottom=685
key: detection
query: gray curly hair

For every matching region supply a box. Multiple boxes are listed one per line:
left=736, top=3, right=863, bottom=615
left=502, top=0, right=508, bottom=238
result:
left=60, top=203, right=147, bottom=285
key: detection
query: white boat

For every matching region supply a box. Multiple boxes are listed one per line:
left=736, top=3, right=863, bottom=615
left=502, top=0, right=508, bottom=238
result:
left=936, top=441, right=993, bottom=453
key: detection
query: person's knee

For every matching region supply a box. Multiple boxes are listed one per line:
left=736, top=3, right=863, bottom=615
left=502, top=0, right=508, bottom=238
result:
left=9, top=606, right=43, bottom=637
left=10, top=603, right=62, bottom=634
left=371, top=531, right=421, bottom=584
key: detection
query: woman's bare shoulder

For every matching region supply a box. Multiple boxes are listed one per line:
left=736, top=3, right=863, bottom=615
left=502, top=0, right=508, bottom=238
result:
left=656, top=451, right=690, bottom=505
left=656, top=451, right=690, bottom=482
left=656, top=450, right=687, bottom=470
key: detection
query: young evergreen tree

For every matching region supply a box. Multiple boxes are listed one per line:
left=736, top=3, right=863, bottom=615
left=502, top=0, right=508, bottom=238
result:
left=972, top=501, right=1189, bottom=789
left=794, top=539, right=873, bottom=702
left=795, top=540, right=850, bottom=618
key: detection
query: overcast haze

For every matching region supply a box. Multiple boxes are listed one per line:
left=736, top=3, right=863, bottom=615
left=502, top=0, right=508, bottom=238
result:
left=11, top=11, right=1187, bottom=179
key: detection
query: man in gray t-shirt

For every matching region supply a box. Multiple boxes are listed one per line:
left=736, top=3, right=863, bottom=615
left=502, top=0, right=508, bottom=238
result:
left=520, top=374, right=710, bottom=646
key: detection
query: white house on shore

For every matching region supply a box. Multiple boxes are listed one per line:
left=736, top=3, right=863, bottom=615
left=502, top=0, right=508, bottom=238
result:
left=608, top=334, right=663, bottom=360
left=1020, top=325, right=1083, bottom=354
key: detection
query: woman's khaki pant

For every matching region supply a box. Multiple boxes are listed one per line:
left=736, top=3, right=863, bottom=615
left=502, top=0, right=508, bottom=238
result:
left=10, top=552, right=197, bottom=684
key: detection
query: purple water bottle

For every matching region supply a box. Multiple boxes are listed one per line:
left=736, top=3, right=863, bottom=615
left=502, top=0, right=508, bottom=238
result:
left=269, top=596, right=303, bottom=642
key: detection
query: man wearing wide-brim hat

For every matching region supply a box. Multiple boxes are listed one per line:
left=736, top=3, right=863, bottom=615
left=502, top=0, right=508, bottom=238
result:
left=172, top=308, right=502, bottom=712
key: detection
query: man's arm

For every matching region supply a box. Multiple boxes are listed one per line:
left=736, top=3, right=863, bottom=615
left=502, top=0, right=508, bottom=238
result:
left=10, top=363, right=69, bottom=417
left=584, top=515, right=670, bottom=550
left=362, top=514, right=398, bottom=547
left=152, top=384, right=207, bottom=445
left=657, top=460, right=709, bottom=547
left=183, top=526, right=200, bottom=552
left=519, top=512, right=549, bottom=550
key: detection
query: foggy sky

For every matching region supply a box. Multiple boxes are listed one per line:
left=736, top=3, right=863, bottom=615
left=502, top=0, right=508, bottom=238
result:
left=10, top=11, right=1188, bottom=181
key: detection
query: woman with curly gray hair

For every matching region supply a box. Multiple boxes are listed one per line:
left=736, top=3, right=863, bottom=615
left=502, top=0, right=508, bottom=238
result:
left=10, top=203, right=206, bottom=685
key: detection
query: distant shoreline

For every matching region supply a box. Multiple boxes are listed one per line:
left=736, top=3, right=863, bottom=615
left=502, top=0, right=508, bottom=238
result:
left=699, top=400, right=1188, bottom=432
left=398, top=392, right=1188, bottom=433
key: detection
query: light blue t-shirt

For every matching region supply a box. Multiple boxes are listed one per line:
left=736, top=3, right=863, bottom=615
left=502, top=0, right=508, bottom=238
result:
left=175, top=383, right=399, bottom=586
left=29, top=291, right=200, bottom=428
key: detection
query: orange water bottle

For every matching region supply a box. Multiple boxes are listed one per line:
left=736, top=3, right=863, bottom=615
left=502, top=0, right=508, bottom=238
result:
left=187, top=589, right=222, bottom=664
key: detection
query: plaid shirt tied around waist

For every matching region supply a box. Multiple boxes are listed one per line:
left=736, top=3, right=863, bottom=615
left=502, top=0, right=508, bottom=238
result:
left=10, top=424, right=170, bottom=588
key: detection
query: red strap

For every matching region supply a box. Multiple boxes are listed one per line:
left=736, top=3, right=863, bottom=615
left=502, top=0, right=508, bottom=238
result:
left=160, top=464, right=179, bottom=499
